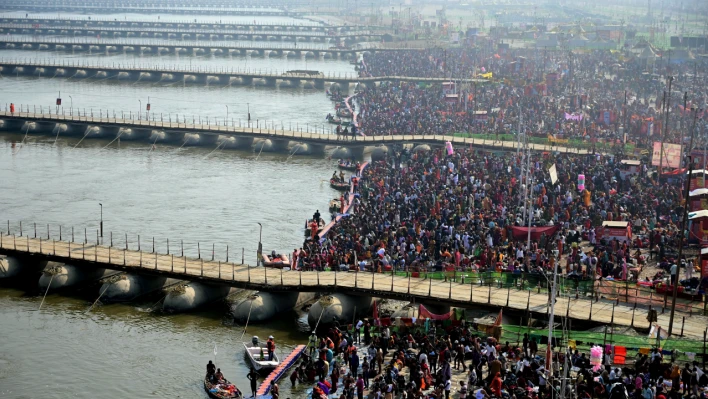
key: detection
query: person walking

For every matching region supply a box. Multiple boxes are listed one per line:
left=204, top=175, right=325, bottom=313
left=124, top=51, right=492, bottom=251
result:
left=356, top=374, right=365, bottom=399
left=246, top=368, right=259, bottom=398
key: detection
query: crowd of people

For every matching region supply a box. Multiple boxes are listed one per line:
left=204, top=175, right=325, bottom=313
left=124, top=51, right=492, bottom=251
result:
left=292, top=144, right=708, bottom=297
left=280, top=318, right=707, bottom=399
left=348, top=47, right=707, bottom=152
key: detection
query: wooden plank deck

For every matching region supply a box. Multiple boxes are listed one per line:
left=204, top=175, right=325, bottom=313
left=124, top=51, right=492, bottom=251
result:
left=1, top=233, right=705, bottom=339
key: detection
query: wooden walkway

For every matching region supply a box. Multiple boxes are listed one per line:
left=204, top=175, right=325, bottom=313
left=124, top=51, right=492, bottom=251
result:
left=0, top=23, right=379, bottom=39
left=1, top=233, right=705, bottom=339
left=0, top=110, right=592, bottom=154
left=0, top=17, right=360, bottom=32
left=0, top=59, right=486, bottom=84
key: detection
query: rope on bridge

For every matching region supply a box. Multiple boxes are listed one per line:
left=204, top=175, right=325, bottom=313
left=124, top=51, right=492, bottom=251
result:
left=11, top=123, right=30, bottom=155
left=203, top=139, right=226, bottom=158
left=85, top=283, right=111, bottom=313
left=101, top=128, right=125, bottom=149
left=312, top=306, right=326, bottom=331
left=38, top=274, right=54, bottom=311
left=71, top=126, right=93, bottom=150
left=239, top=297, right=255, bottom=342
left=254, top=139, right=265, bottom=161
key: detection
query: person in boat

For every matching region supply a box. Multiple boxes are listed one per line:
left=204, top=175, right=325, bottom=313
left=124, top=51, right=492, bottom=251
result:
left=206, top=360, right=216, bottom=380
left=214, top=368, right=224, bottom=383
left=246, top=368, right=258, bottom=398
left=326, top=113, right=332, bottom=120
left=339, top=171, right=345, bottom=182
left=313, top=210, right=321, bottom=224
left=270, top=250, right=279, bottom=260
left=332, top=171, right=339, bottom=182
left=266, top=335, right=276, bottom=361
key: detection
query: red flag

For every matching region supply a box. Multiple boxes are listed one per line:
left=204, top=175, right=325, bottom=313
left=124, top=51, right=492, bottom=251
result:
left=493, top=309, right=503, bottom=327
left=372, top=300, right=379, bottom=320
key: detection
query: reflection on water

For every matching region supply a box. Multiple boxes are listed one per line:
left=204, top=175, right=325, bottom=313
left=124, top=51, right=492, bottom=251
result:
left=0, top=283, right=311, bottom=399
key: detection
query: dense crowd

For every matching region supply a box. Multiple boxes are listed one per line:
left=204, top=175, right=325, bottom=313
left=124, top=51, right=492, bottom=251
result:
left=283, top=318, right=708, bottom=399
left=292, top=146, right=708, bottom=296
left=350, top=48, right=708, bottom=150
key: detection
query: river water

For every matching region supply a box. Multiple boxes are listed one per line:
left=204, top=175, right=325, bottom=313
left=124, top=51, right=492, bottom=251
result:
left=0, top=10, right=359, bottom=399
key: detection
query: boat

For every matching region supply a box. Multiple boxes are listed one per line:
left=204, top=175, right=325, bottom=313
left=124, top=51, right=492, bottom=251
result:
left=326, top=115, right=350, bottom=126
left=244, top=337, right=280, bottom=372
left=337, top=162, right=358, bottom=171
left=330, top=179, right=350, bottom=191
left=204, top=376, right=242, bottom=399
left=261, top=253, right=291, bottom=268
left=304, top=218, right=326, bottom=237
left=336, top=108, right=353, bottom=118
left=329, top=198, right=342, bottom=212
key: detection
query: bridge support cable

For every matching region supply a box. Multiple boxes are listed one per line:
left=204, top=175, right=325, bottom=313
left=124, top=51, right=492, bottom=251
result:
left=239, top=298, right=254, bottom=342
left=37, top=274, right=54, bottom=311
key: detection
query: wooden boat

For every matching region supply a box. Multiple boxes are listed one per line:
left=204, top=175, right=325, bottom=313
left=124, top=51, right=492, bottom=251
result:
left=336, top=108, right=353, bottom=118
left=304, top=218, right=326, bottom=237
left=330, top=179, right=350, bottom=191
left=337, top=162, right=358, bottom=171
left=262, top=253, right=290, bottom=268
left=204, top=376, right=242, bottom=399
left=244, top=341, right=280, bottom=372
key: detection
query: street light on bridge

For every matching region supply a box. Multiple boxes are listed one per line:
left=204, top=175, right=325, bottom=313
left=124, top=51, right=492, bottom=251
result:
left=256, top=222, right=263, bottom=266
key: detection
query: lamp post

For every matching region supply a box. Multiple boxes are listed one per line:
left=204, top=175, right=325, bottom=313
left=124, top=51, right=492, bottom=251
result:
left=256, top=222, right=263, bottom=266
left=225, top=105, right=229, bottom=125
left=138, top=99, right=142, bottom=120
left=99, top=203, right=103, bottom=243
left=247, top=103, right=251, bottom=127
left=68, top=95, right=73, bottom=116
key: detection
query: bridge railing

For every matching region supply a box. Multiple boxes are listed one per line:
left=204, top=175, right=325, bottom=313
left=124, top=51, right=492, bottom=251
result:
left=1, top=219, right=706, bottom=323
left=0, top=16, right=333, bottom=28
left=0, top=57, right=361, bottom=80
left=0, top=23, right=375, bottom=37
left=1, top=104, right=342, bottom=136
left=0, top=103, right=600, bottom=152
left=0, top=37, right=341, bottom=51
left=1, top=219, right=259, bottom=267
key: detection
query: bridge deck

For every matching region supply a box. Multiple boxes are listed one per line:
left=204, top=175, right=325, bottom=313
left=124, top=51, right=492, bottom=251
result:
left=0, top=59, right=488, bottom=84
left=0, top=110, right=589, bottom=154
left=0, top=23, right=379, bottom=38
left=1, top=234, right=705, bottom=339
left=0, top=17, right=357, bottom=30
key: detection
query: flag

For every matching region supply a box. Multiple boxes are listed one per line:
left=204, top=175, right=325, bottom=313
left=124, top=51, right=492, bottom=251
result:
left=480, top=72, right=493, bottom=79
left=493, top=309, right=503, bottom=326
left=372, top=300, right=379, bottom=320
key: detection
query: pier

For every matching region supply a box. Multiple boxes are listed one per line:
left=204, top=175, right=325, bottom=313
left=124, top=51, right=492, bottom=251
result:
left=0, top=17, right=364, bottom=33
left=0, top=228, right=705, bottom=339
left=0, top=23, right=382, bottom=42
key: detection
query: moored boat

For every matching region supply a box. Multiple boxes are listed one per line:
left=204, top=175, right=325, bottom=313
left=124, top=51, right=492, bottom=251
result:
left=304, top=218, right=326, bottom=237
left=337, top=162, right=358, bottom=171
left=244, top=337, right=280, bottom=372
left=336, top=109, right=353, bottom=118
left=204, top=376, right=242, bottom=399
left=330, top=179, right=350, bottom=191
left=261, top=253, right=291, bottom=268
